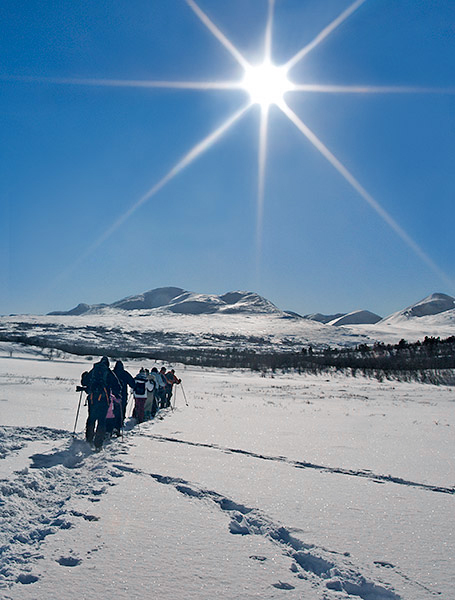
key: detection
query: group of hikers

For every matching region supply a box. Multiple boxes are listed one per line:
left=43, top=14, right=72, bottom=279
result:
left=80, top=357, right=181, bottom=451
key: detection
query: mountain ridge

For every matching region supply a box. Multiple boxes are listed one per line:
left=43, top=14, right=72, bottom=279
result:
left=48, top=287, right=455, bottom=325
left=381, top=292, right=455, bottom=323
left=3, top=289, right=454, bottom=358
left=48, top=287, right=285, bottom=317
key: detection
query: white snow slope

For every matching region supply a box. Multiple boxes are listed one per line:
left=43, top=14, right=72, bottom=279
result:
left=0, top=344, right=454, bottom=600
left=329, top=311, right=382, bottom=327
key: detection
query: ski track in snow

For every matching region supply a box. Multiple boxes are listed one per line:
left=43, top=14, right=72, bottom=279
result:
left=0, top=421, right=443, bottom=598
left=113, top=462, right=403, bottom=599
left=147, top=434, right=455, bottom=496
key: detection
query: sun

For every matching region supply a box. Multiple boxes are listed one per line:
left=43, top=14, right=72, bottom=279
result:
left=26, top=0, right=452, bottom=288
left=242, top=60, right=294, bottom=109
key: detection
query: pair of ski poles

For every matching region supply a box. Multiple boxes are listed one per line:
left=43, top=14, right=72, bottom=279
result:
left=173, top=382, right=189, bottom=408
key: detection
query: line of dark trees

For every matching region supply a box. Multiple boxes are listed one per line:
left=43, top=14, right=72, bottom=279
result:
left=2, top=331, right=455, bottom=385
left=146, top=336, right=455, bottom=385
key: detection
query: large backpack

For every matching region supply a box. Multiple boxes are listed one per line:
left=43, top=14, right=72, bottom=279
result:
left=134, top=376, right=146, bottom=396
left=89, top=362, right=109, bottom=396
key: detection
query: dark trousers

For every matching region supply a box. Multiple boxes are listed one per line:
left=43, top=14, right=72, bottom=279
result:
left=121, top=400, right=128, bottom=425
left=165, top=387, right=173, bottom=408
left=86, top=394, right=109, bottom=449
left=157, top=388, right=167, bottom=409
left=134, top=398, right=146, bottom=423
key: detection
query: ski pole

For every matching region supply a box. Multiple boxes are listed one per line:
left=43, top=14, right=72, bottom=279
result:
left=180, top=383, right=189, bottom=407
left=73, top=387, right=84, bottom=436
left=172, top=385, right=177, bottom=411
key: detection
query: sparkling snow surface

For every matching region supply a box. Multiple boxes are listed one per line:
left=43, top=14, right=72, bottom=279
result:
left=0, top=345, right=454, bottom=599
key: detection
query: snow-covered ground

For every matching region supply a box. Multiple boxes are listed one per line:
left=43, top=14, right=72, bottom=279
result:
left=0, top=344, right=454, bottom=599
left=0, top=310, right=374, bottom=353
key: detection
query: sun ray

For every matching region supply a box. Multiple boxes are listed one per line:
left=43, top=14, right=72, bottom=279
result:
left=185, top=0, right=251, bottom=71
left=291, top=83, right=455, bottom=95
left=60, top=104, right=251, bottom=276
left=285, top=0, right=367, bottom=71
left=279, top=101, right=453, bottom=287
left=256, top=105, right=270, bottom=273
left=0, top=74, right=244, bottom=91
left=264, top=0, right=276, bottom=63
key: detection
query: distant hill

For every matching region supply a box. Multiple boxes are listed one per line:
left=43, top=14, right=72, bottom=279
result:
left=48, top=288, right=455, bottom=328
left=48, top=287, right=286, bottom=317
left=381, top=293, right=455, bottom=323
left=3, top=289, right=455, bottom=358
left=111, top=287, right=185, bottom=310
left=305, top=312, right=346, bottom=324
left=49, top=302, right=107, bottom=316
left=329, top=310, right=382, bottom=326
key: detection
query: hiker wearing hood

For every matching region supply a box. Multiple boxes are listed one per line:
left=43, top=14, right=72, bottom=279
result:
left=113, top=360, right=135, bottom=425
left=133, top=368, right=148, bottom=423
left=82, top=357, right=120, bottom=451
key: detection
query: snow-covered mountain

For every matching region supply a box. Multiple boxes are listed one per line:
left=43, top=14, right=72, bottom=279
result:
left=329, top=310, right=382, bottom=326
left=3, top=289, right=455, bottom=357
left=381, top=292, right=455, bottom=324
left=304, top=312, right=346, bottom=324
left=49, top=287, right=284, bottom=317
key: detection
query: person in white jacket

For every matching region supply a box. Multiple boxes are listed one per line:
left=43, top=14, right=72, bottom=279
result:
left=144, top=374, right=157, bottom=419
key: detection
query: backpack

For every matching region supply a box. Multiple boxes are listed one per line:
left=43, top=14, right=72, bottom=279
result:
left=89, top=362, right=109, bottom=395
left=80, top=371, right=90, bottom=388
left=134, top=377, right=146, bottom=395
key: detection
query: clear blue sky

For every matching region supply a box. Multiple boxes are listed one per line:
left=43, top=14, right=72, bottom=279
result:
left=1, top=0, right=454, bottom=317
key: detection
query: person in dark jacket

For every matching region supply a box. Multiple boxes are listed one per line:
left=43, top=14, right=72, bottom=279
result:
left=165, top=369, right=181, bottom=407
left=82, top=356, right=120, bottom=451
left=158, top=366, right=169, bottom=408
left=113, top=360, right=135, bottom=426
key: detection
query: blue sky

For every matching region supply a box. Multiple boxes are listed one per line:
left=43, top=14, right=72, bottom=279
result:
left=1, top=0, right=454, bottom=317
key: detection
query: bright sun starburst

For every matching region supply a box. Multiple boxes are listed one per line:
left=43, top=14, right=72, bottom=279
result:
left=242, top=60, right=293, bottom=109
left=13, top=0, right=453, bottom=288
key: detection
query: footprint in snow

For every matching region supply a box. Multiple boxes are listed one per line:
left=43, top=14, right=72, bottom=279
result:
left=272, top=581, right=295, bottom=590
left=70, top=510, right=100, bottom=522
left=57, top=556, right=82, bottom=567
left=16, top=573, right=39, bottom=584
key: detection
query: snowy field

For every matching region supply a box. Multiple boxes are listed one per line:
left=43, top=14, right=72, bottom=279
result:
left=0, top=345, right=454, bottom=599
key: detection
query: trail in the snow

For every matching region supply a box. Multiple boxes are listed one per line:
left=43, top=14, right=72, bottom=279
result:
left=0, top=430, right=130, bottom=589
left=148, top=434, right=455, bottom=495
left=112, top=462, right=403, bottom=599
left=0, top=421, right=443, bottom=599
